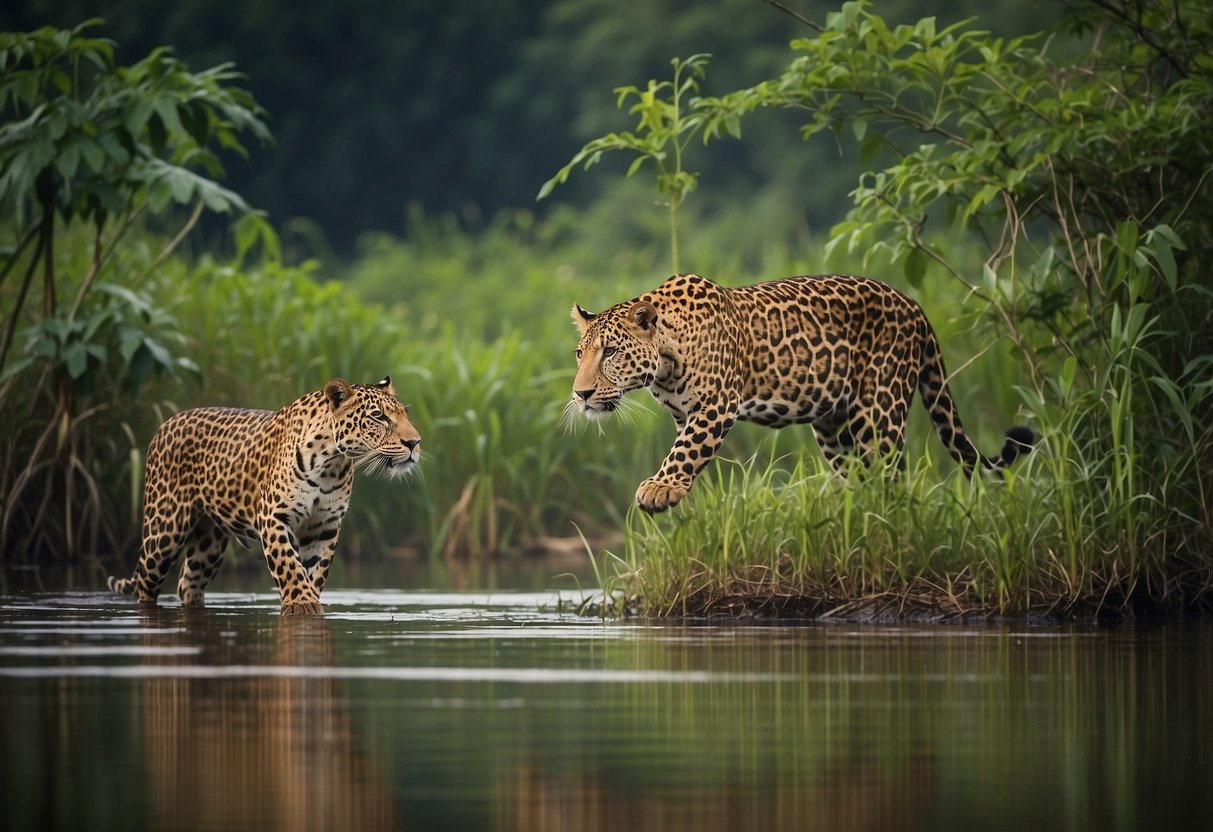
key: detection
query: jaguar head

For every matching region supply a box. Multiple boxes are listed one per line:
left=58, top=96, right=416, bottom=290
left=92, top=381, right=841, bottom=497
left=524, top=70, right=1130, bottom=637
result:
left=325, top=376, right=421, bottom=478
left=569, top=300, right=661, bottom=418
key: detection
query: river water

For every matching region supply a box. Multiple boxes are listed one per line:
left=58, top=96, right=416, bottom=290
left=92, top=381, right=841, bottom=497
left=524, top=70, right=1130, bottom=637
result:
left=0, top=574, right=1209, bottom=831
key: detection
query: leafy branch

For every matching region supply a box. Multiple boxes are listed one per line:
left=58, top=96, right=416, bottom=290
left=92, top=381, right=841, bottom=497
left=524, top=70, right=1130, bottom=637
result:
left=0, top=21, right=277, bottom=377
left=538, top=53, right=711, bottom=273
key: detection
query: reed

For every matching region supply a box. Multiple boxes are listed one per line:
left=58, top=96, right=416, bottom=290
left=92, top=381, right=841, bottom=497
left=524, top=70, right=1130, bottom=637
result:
left=1, top=219, right=678, bottom=564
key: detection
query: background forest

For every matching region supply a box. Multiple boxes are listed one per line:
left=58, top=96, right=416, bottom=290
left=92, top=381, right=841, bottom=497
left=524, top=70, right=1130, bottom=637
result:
left=1, top=0, right=1209, bottom=616
left=1, top=0, right=1054, bottom=256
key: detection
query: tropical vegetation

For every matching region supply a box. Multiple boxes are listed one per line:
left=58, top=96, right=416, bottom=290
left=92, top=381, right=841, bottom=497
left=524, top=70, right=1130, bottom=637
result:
left=554, top=0, right=1212, bottom=616
left=2, top=1, right=1210, bottom=619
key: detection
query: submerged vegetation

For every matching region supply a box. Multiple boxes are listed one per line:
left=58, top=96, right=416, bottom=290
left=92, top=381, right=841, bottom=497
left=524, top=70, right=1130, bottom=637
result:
left=2, top=2, right=1211, bottom=619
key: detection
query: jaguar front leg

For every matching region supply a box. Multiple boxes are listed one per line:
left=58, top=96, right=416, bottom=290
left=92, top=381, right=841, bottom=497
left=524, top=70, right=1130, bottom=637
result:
left=259, top=519, right=324, bottom=615
left=637, top=405, right=736, bottom=513
left=299, top=517, right=344, bottom=595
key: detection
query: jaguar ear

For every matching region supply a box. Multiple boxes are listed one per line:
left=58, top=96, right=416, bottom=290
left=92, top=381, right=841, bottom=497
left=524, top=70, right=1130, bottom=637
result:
left=629, top=300, right=658, bottom=333
left=324, top=378, right=354, bottom=411
left=571, top=304, right=596, bottom=334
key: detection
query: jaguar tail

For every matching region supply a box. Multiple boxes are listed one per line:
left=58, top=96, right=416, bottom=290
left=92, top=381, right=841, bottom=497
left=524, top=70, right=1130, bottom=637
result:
left=107, top=575, right=137, bottom=596
left=917, top=323, right=1034, bottom=475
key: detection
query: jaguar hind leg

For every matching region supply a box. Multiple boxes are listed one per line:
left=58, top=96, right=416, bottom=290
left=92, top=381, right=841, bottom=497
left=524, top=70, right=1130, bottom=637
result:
left=175, top=520, right=230, bottom=607
left=812, top=403, right=910, bottom=475
left=812, top=421, right=855, bottom=475
left=118, top=511, right=196, bottom=606
left=812, top=402, right=871, bottom=475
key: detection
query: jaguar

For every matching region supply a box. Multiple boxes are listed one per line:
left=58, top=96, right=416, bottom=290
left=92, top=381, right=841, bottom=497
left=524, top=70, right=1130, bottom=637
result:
left=107, top=376, right=421, bottom=613
left=571, top=272, right=1033, bottom=512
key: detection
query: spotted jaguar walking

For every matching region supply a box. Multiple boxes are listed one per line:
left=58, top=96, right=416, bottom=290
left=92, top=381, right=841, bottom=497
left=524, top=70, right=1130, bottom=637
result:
left=107, top=377, right=421, bottom=613
left=571, top=273, right=1033, bottom=512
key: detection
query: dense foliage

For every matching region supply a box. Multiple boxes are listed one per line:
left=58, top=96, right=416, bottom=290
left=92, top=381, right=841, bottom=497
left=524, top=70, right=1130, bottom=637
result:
left=0, top=0, right=1052, bottom=253
left=585, top=0, right=1211, bottom=614
left=0, top=22, right=273, bottom=560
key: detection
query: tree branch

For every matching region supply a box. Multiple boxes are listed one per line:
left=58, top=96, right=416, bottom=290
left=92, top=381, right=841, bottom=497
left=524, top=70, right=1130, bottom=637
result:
left=0, top=223, right=41, bottom=293
left=0, top=236, right=44, bottom=379
left=764, top=0, right=824, bottom=33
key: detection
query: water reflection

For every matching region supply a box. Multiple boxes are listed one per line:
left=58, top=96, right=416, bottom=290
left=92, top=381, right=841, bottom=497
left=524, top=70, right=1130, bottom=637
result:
left=487, top=628, right=947, bottom=831
left=475, top=623, right=1211, bottom=832
left=0, top=590, right=1210, bottom=832
left=506, top=749, right=937, bottom=832
left=134, top=609, right=394, bottom=832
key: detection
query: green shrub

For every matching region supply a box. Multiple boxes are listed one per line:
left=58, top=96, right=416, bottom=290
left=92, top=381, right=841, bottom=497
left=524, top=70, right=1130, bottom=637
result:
left=0, top=20, right=273, bottom=563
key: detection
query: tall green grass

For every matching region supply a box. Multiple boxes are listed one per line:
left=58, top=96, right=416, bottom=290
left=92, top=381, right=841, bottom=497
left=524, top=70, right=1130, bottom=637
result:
left=616, top=451, right=1034, bottom=618
left=7, top=206, right=1206, bottom=617
left=609, top=351, right=1210, bottom=619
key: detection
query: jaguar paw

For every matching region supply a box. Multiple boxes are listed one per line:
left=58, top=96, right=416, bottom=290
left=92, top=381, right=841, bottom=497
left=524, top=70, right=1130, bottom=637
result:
left=635, top=477, right=689, bottom=513
left=280, top=600, right=325, bottom=616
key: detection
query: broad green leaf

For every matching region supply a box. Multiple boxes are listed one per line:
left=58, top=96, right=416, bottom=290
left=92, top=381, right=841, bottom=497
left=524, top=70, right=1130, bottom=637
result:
left=1151, top=235, right=1177, bottom=291
left=146, top=178, right=172, bottom=212
left=165, top=165, right=195, bottom=203
left=982, top=263, right=998, bottom=295
left=78, top=137, right=106, bottom=172
left=152, top=96, right=185, bottom=141
left=859, top=133, right=883, bottom=166
left=117, top=326, right=144, bottom=363
left=1114, top=220, right=1139, bottom=256
left=125, top=98, right=154, bottom=136
left=98, top=131, right=130, bottom=165
left=725, top=114, right=741, bottom=140
left=63, top=343, right=88, bottom=378
left=141, top=336, right=173, bottom=369
left=54, top=140, right=81, bottom=180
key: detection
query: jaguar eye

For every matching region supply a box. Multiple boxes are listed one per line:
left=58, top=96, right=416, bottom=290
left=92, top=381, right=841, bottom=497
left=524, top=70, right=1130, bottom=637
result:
left=575, top=349, right=583, bottom=361
left=602, top=346, right=618, bottom=358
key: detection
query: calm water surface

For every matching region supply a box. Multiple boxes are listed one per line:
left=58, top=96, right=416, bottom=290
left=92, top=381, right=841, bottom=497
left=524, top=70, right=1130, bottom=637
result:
left=0, top=577, right=1210, bottom=832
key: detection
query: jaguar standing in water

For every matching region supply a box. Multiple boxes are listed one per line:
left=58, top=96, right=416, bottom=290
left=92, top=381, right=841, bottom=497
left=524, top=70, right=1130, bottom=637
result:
left=570, top=273, right=1033, bottom=512
left=108, top=376, right=421, bottom=614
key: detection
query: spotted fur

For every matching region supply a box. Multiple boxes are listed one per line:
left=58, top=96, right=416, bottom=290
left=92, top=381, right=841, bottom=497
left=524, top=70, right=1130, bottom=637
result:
left=107, top=377, right=421, bottom=614
left=572, top=273, right=1033, bottom=513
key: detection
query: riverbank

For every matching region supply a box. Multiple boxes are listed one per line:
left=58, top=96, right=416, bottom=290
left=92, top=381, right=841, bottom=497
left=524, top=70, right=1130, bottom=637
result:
left=605, top=448, right=1212, bottom=623
left=607, top=579, right=1189, bottom=624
